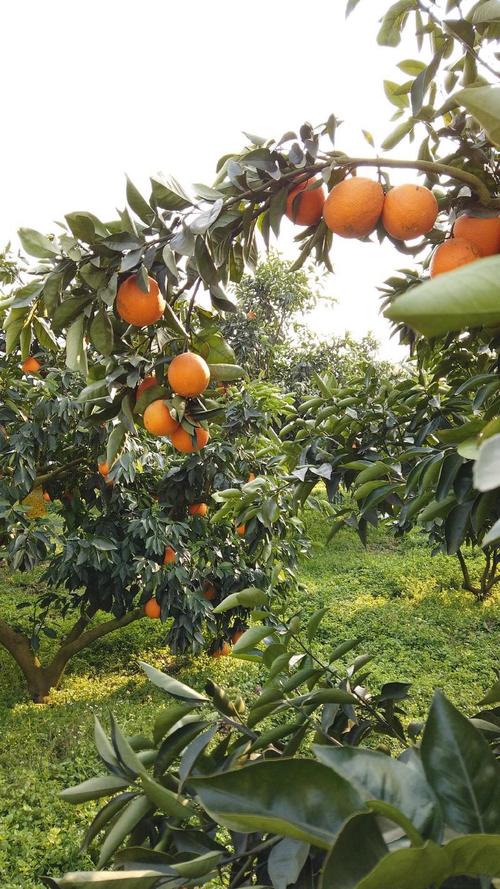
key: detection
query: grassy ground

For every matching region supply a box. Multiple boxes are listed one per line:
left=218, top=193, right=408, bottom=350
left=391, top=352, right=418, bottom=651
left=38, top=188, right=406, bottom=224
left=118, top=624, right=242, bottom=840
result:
left=1, top=515, right=500, bottom=888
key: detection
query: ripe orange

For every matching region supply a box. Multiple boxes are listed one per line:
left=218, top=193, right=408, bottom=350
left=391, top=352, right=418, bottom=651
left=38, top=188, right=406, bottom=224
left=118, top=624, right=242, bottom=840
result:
left=247, top=473, right=256, bottom=482
left=43, top=491, right=51, bottom=503
left=203, top=581, right=217, bottom=601
left=98, top=461, right=110, bottom=476
left=163, top=545, right=176, bottom=565
left=170, top=425, right=210, bottom=453
left=116, top=275, right=166, bottom=327
left=143, top=399, right=180, bottom=436
left=323, top=177, right=384, bottom=239
left=452, top=213, right=500, bottom=257
left=144, top=598, right=161, bottom=619
left=22, top=357, right=41, bottom=374
left=189, top=502, right=209, bottom=517
left=286, top=178, right=325, bottom=226
left=382, top=184, right=438, bottom=241
left=246, top=311, right=257, bottom=320
left=136, top=375, right=157, bottom=400
left=230, top=626, right=246, bottom=645
left=236, top=524, right=246, bottom=537
left=430, top=237, right=482, bottom=277
left=168, top=352, right=210, bottom=398
left=211, top=640, right=231, bottom=658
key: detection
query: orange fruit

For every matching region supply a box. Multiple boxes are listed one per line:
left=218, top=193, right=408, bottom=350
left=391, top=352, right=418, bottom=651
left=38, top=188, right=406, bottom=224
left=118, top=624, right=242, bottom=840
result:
left=203, top=581, right=217, bottom=601
left=43, top=491, right=51, bottom=502
left=143, top=399, right=180, bottom=436
left=116, top=275, right=166, bottom=327
left=236, top=524, right=246, bottom=537
left=170, top=425, right=210, bottom=453
left=230, top=627, right=246, bottom=645
left=22, top=357, right=41, bottom=374
left=247, top=473, right=256, bottom=482
left=163, top=545, right=176, bottom=565
left=189, top=502, right=209, bottom=517
left=168, top=352, right=210, bottom=398
left=246, top=311, right=257, bottom=320
left=430, top=237, right=482, bottom=277
left=323, top=177, right=384, bottom=238
left=453, top=213, right=500, bottom=257
left=211, top=640, right=231, bottom=658
left=144, top=598, right=161, bottom=619
left=286, top=178, right=325, bottom=226
left=98, top=461, right=110, bottom=476
left=382, top=184, right=438, bottom=241
left=136, top=375, right=157, bottom=400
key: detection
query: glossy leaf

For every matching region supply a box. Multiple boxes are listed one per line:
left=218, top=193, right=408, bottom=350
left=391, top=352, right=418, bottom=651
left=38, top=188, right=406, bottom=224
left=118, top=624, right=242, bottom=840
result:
left=421, top=690, right=500, bottom=833
left=385, top=256, right=500, bottom=337
left=190, top=760, right=365, bottom=849
left=139, top=661, right=208, bottom=702
left=319, top=814, right=387, bottom=889
left=268, top=837, right=310, bottom=889
left=314, top=746, right=437, bottom=836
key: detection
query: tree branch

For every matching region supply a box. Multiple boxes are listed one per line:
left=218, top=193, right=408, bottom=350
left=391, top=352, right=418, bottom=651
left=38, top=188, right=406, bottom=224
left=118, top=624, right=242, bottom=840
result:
left=53, top=607, right=145, bottom=662
left=34, top=457, right=87, bottom=488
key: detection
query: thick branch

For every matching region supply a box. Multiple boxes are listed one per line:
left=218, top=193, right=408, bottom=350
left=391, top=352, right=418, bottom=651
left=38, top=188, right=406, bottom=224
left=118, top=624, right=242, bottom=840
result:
left=53, top=606, right=145, bottom=663
left=457, top=548, right=475, bottom=591
left=34, top=457, right=86, bottom=488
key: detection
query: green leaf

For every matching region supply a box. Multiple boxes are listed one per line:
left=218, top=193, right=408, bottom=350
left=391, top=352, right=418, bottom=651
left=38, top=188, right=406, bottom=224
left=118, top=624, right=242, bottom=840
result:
left=381, top=120, right=413, bottom=151
left=421, top=690, right=500, bottom=833
left=208, top=362, right=245, bottom=382
left=213, top=588, right=269, bottom=614
left=60, top=774, right=131, bottom=804
left=314, top=746, right=437, bottom=836
left=97, top=794, right=152, bottom=867
left=455, top=86, right=500, bottom=146
left=190, top=759, right=366, bottom=849
left=473, top=434, right=500, bottom=491
left=65, top=211, right=109, bottom=243
left=153, top=702, right=199, bottom=745
left=306, top=607, right=329, bottom=641
left=397, top=59, right=426, bottom=75
left=18, top=227, right=58, bottom=259
left=319, top=813, right=387, bottom=889
left=232, top=625, right=274, bottom=652
left=385, top=256, right=500, bottom=337
left=482, top=516, right=500, bottom=546
left=150, top=175, right=192, bottom=211
left=139, top=661, right=208, bottom=702
left=126, top=177, right=155, bottom=225
left=377, top=1, right=417, bottom=47
left=33, top=317, right=59, bottom=351
left=90, top=308, right=115, bottom=356
left=140, top=774, right=195, bottom=819
left=53, top=295, right=93, bottom=331
left=472, top=0, right=500, bottom=23
left=195, top=238, right=219, bottom=287
left=343, top=835, right=500, bottom=889
left=42, top=872, right=166, bottom=889
left=66, top=315, right=88, bottom=375
left=80, top=792, right=136, bottom=853
left=106, top=423, right=127, bottom=469
left=479, top=680, right=500, bottom=706
left=268, top=837, right=310, bottom=889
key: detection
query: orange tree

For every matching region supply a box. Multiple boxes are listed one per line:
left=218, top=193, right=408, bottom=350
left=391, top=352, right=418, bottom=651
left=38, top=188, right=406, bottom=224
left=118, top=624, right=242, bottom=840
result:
left=0, top=273, right=304, bottom=701
left=2, top=0, right=500, bottom=700
left=15, top=0, right=500, bottom=886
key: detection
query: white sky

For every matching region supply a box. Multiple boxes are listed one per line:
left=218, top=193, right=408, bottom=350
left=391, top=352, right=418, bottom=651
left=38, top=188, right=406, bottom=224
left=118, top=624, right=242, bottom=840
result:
left=0, top=0, right=433, bottom=362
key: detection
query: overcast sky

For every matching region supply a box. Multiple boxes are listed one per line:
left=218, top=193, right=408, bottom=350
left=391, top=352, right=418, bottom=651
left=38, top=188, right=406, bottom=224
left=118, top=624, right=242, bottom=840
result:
left=0, top=0, right=430, bottom=361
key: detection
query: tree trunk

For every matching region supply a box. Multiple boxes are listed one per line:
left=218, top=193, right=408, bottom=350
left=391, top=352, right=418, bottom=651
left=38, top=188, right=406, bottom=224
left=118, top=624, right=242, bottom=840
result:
left=0, top=607, right=145, bottom=702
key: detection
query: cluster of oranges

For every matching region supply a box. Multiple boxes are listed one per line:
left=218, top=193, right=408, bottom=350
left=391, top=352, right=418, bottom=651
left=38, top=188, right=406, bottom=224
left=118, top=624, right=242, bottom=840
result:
left=141, top=351, right=211, bottom=454
left=115, top=274, right=212, bottom=454
left=285, top=174, right=500, bottom=277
